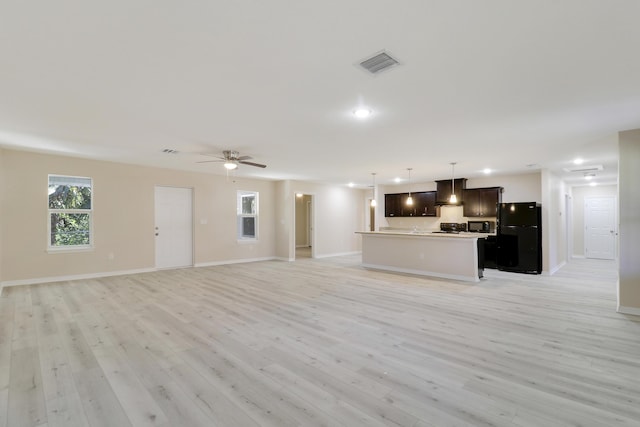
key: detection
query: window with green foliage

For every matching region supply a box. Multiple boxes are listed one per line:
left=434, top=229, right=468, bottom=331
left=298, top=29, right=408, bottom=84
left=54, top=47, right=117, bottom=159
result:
left=237, top=190, right=258, bottom=240
left=48, top=175, right=92, bottom=249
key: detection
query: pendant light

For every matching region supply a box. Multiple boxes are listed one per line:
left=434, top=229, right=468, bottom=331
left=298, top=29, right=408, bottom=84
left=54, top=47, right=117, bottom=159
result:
left=449, top=162, right=457, bottom=204
left=406, top=168, right=413, bottom=205
left=370, top=173, right=377, bottom=207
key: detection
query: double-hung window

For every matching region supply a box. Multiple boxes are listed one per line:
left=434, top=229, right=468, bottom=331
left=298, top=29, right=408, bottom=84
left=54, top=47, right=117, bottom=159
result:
left=237, top=190, right=258, bottom=240
left=48, top=175, right=93, bottom=250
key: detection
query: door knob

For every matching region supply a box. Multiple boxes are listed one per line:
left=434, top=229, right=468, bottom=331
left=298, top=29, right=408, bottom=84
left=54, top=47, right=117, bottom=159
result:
left=155, top=233, right=159, bottom=236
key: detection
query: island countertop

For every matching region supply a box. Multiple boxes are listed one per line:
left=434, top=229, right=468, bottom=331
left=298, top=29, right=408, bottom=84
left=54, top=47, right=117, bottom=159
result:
left=356, top=231, right=492, bottom=239
left=356, top=231, right=485, bottom=282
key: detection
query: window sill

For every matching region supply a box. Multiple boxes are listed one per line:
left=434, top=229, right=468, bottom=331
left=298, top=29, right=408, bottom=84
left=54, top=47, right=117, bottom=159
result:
left=47, top=246, right=94, bottom=254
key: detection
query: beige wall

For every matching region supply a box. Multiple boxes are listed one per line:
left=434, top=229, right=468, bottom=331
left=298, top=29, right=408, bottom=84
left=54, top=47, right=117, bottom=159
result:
left=0, top=150, right=367, bottom=284
left=274, top=180, right=292, bottom=260
left=571, top=184, right=618, bottom=258
left=541, top=169, right=568, bottom=274
left=288, top=181, right=365, bottom=259
left=466, top=172, right=542, bottom=203
left=0, top=148, right=4, bottom=283
left=618, top=129, right=640, bottom=313
left=0, top=149, right=277, bottom=284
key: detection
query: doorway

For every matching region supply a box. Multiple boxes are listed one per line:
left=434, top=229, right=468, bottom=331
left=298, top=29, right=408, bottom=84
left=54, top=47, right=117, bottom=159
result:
left=295, top=193, right=313, bottom=259
left=154, top=186, right=194, bottom=269
left=584, top=196, right=617, bottom=260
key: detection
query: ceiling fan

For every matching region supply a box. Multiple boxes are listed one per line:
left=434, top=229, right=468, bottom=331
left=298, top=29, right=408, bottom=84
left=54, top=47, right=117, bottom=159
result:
left=198, top=150, right=267, bottom=170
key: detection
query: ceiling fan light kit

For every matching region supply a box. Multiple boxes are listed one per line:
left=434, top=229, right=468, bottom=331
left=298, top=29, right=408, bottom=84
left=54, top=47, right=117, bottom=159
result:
left=198, top=150, right=267, bottom=170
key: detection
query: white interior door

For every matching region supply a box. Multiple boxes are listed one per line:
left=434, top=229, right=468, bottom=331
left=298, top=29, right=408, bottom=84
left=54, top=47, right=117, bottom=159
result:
left=585, top=196, right=616, bottom=260
left=155, top=186, right=193, bottom=269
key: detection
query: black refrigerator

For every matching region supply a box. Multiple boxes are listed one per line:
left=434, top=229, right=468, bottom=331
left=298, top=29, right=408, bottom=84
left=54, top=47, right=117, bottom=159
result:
left=496, top=202, right=542, bottom=274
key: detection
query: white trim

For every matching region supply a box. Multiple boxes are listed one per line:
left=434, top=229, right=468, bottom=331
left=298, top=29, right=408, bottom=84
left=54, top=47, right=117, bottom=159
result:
left=194, top=256, right=277, bottom=268
left=46, top=246, right=94, bottom=254
left=547, top=260, right=567, bottom=276
left=313, top=251, right=362, bottom=259
left=361, top=263, right=479, bottom=283
left=617, top=305, right=640, bottom=316
left=48, top=174, right=94, bottom=250
left=572, top=254, right=586, bottom=259
left=1, top=267, right=156, bottom=288
left=275, top=256, right=295, bottom=262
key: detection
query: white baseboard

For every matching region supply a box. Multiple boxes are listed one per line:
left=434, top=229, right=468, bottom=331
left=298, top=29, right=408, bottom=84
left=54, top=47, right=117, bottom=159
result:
left=194, top=256, right=276, bottom=268
left=361, top=263, right=479, bottom=283
left=314, top=251, right=362, bottom=259
left=617, top=305, right=640, bottom=316
left=572, top=255, right=586, bottom=259
left=1, top=267, right=156, bottom=288
left=0, top=257, right=280, bottom=289
left=274, top=257, right=295, bottom=262
left=547, top=260, right=567, bottom=276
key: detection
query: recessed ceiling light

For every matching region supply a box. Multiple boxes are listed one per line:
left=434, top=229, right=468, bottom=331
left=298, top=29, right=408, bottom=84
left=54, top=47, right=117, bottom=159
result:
left=483, top=168, right=491, bottom=175
left=574, top=158, right=584, bottom=165
left=589, top=182, right=597, bottom=187
left=348, top=182, right=355, bottom=187
left=394, top=177, right=402, bottom=183
left=353, top=108, right=372, bottom=119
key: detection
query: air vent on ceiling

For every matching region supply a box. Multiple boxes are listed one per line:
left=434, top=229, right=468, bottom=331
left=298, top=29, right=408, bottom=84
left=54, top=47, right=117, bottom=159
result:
left=162, top=148, right=179, bottom=154
left=359, top=51, right=400, bottom=74
left=563, top=164, right=603, bottom=173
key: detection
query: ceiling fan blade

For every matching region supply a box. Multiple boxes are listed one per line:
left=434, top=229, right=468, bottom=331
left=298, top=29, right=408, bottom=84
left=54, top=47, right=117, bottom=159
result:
left=236, top=155, right=252, bottom=161
left=239, top=161, right=267, bottom=168
left=200, top=153, right=226, bottom=159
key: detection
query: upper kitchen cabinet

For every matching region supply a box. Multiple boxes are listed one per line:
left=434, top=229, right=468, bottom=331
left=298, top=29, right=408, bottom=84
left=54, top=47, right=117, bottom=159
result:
left=384, top=193, right=403, bottom=217
left=414, top=191, right=439, bottom=217
left=463, top=187, right=503, bottom=217
left=384, top=191, right=439, bottom=217
left=435, top=178, right=467, bottom=205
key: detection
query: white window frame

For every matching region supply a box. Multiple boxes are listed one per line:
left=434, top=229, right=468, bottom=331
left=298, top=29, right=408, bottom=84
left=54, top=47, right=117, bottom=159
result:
left=47, top=174, right=93, bottom=252
left=237, top=190, right=258, bottom=241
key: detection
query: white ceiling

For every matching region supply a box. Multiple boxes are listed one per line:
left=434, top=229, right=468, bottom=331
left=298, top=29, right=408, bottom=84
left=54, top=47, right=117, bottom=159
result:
left=1, top=1, right=636, bottom=188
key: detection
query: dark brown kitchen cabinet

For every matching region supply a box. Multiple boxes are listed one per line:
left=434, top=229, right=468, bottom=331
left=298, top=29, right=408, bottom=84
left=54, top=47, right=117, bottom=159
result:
left=414, top=191, right=439, bottom=216
left=435, top=178, right=467, bottom=205
left=384, top=191, right=440, bottom=217
left=463, top=187, right=503, bottom=217
left=384, top=193, right=403, bottom=217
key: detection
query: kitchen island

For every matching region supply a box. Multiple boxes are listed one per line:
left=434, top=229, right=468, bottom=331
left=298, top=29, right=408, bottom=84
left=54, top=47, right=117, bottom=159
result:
left=356, top=231, right=486, bottom=282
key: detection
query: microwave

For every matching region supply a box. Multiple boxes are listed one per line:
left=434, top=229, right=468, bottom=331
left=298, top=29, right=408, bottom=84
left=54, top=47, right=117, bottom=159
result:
left=468, top=221, right=495, bottom=233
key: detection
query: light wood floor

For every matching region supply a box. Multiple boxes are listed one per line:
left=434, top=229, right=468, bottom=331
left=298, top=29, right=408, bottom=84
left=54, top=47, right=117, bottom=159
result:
left=1, top=256, right=639, bottom=427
